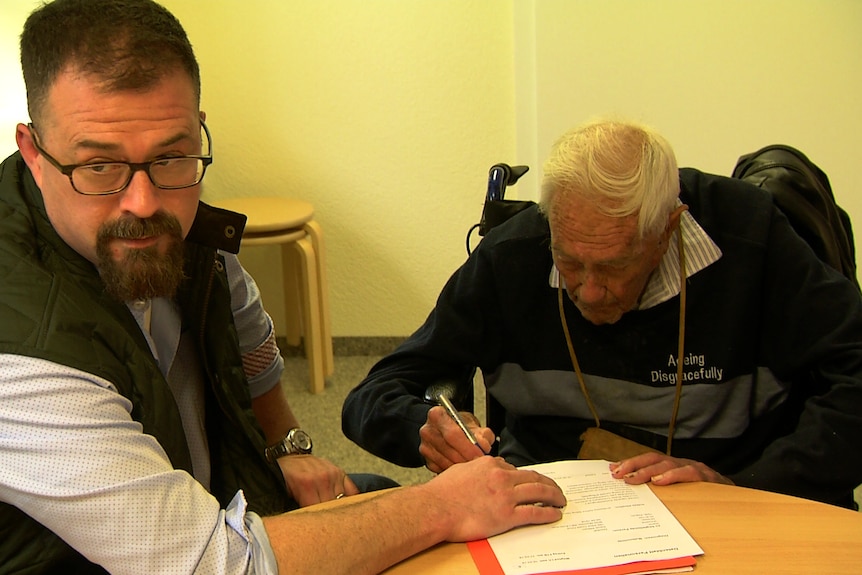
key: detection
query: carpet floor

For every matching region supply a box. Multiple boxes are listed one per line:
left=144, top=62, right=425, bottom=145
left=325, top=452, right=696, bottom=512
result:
left=280, top=355, right=435, bottom=487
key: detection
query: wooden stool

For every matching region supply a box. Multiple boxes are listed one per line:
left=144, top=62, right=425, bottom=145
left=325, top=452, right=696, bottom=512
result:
left=215, top=197, right=333, bottom=394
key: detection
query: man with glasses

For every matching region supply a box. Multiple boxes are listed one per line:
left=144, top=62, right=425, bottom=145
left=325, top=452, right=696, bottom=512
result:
left=27, top=120, right=213, bottom=194
left=25, top=120, right=214, bottom=302
left=0, top=0, right=566, bottom=573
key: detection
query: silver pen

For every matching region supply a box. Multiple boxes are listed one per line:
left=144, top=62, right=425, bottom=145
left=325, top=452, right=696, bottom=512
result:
left=424, top=381, right=487, bottom=453
left=437, top=393, right=482, bottom=449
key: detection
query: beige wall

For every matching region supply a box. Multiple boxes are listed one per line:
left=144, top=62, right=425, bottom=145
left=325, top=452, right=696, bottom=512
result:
left=0, top=0, right=516, bottom=338
left=517, top=0, right=862, bottom=206
left=1, top=1, right=860, bottom=338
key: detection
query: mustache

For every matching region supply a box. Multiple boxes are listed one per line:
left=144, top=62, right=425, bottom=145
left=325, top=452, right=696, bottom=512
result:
left=97, top=212, right=182, bottom=241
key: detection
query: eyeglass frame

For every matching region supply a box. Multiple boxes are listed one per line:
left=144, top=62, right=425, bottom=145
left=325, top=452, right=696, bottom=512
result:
left=27, top=120, right=213, bottom=196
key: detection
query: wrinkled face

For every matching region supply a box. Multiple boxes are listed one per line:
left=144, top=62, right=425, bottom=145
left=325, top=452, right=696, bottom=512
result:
left=549, top=194, right=671, bottom=325
left=18, top=68, right=203, bottom=301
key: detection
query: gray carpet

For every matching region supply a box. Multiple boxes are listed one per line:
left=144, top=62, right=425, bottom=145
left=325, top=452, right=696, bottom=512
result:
left=280, top=354, right=435, bottom=487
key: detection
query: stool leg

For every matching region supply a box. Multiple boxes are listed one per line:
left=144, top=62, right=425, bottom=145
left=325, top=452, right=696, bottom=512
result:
left=290, top=235, right=326, bottom=394
left=281, top=246, right=303, bottom=348
left=303, top=220, right=334, bottom=376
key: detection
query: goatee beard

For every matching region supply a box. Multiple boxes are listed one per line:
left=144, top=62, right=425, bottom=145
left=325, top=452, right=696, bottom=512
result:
left=95, top=212, right=186, bottom=302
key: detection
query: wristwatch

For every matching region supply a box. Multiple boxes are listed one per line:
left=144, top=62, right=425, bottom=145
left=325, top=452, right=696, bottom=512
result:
left=265, top=428, right=313, bottom=462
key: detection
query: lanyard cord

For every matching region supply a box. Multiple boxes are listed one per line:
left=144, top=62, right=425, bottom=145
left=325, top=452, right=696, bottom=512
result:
left=667, top=228, right=687, bottom=454
left=558, top=285, right=601, bottom=429
left=557, top=228, right=686, bottom=455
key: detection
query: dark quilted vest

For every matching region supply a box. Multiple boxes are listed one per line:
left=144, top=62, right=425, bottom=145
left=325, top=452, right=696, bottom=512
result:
left=0, top=152, right=289, bottom=573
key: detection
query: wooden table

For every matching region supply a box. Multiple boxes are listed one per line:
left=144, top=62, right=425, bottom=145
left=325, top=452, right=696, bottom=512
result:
left=313, top=482, right=862, bottom=574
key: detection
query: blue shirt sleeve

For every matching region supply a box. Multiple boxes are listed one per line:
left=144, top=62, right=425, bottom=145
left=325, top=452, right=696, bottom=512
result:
left=221, top=251, right=285, bottom=399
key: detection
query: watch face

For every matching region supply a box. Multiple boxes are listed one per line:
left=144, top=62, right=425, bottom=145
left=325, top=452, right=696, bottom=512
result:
left=291, top=429, right=313, bottom=452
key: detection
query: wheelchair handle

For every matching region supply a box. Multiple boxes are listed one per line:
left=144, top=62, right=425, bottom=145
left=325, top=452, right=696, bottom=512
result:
left=486, top=163, right=529, bottom=202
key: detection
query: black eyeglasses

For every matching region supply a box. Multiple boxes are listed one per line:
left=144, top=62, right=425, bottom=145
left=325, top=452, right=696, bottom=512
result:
left=28, top=121, right=213, bottom=196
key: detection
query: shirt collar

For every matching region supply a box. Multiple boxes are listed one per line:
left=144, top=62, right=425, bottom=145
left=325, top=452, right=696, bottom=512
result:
left=127, top=297, right=182, bottom=378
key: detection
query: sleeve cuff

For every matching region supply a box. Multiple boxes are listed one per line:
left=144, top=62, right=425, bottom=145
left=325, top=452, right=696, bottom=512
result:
left=225, top=491, right=279, bottom=574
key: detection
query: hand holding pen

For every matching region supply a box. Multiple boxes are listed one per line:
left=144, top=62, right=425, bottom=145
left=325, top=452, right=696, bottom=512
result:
left=421, top=381, right=495, bottom=474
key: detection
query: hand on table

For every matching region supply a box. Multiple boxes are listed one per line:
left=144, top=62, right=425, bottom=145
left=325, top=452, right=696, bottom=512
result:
left=419, top=405, right=496, bottom=473
left=609, top=452, right=734, bottom=486
left=277, top=454, right=360, bottom=507
left=421, top=456, right=567, bottom=542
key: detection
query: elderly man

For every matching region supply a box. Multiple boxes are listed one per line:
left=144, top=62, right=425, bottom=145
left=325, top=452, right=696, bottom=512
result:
left=0, top=1, right=565, bottom=572
left=343, top=118, right=862, bottom=509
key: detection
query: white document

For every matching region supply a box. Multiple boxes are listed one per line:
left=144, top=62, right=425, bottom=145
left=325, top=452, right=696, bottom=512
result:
left=486, top=460, right=704, bottom=575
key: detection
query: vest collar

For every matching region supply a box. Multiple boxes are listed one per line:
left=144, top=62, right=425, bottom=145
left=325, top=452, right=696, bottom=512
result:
left=185, top=201, right=246, bottom=254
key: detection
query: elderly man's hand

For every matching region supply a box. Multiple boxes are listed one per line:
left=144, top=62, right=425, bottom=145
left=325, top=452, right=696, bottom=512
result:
left=609, top=452, right=735, bottom=486
left=418, top=406, right=495, bottom=473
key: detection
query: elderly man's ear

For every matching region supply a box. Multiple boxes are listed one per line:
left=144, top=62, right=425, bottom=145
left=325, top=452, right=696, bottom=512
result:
left=653, top=204, right=688, bottom=255
left=664, top=204, right=689, bottom=242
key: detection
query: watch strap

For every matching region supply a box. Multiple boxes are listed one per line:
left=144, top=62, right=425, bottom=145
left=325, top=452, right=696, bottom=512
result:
left=265, top=428, right=310, bottom=463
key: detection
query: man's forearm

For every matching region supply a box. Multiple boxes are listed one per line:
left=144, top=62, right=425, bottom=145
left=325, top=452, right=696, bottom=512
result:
left=342, top=379, right=433, bottom=468
left=262, top=485, right=447, bottom=575
left=251, top=383, right=300, bottom=445
left=261, top=456, right=567, bottom=574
